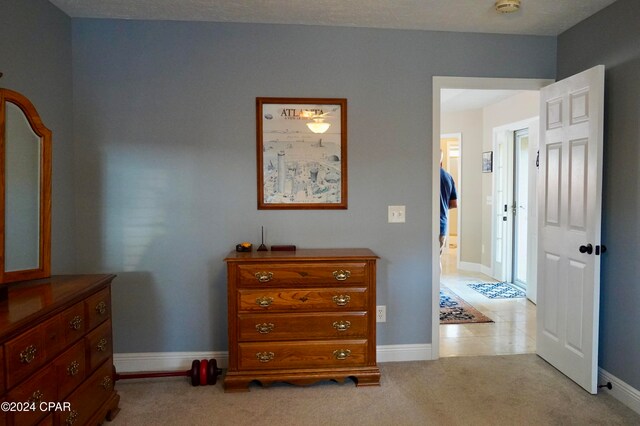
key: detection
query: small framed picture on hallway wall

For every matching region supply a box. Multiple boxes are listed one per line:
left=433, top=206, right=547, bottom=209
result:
left=482, top=151, right=493, bottom=173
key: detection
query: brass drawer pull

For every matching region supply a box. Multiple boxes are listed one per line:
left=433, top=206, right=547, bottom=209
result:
left=256, top=296, right=274, bottom=308
left=67, top=360, right=80, bottom=376
left=332, top=320, right=351, bottom=332
left=102, top=376, right=113, bottom=390
left=65, top=410, right=79, bottom=425
left=332, top=294, right=351, bottom=306
left=256, top=352, right=275, bottom=363
left=333, top=270, right=351, bottom=281
left=255, top=271, right=274, bottom=283
left=96, top=338, right=108, bottom=352
left=29, top=389, right=44, bottom=404
left=19, top=344, right=37, bottom=364
left=333, top=349, right=351, bottom=360
left=95, top=301, right=107, bottom=315
left=255, top=323, right=275, bottom=334
left=70, top=315, right=83, bottom=330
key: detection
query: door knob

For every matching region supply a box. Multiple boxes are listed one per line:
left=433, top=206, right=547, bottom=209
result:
left=579, top=244, right=593, bottom=254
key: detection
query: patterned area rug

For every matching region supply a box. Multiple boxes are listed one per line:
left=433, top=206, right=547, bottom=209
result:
left=440, top=287, right=494, bottom=324
left=468, top=282, right=526, bottom=299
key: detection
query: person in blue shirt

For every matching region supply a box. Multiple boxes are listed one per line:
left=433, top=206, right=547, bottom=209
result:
left=440, top=151, right=458, bottom=271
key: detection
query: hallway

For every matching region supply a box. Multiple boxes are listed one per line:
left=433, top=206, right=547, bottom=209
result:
left=439, top=240, right=537, bottom=357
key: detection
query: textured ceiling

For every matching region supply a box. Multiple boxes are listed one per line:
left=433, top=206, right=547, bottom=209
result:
left=48, top=0, right=617, bottom=36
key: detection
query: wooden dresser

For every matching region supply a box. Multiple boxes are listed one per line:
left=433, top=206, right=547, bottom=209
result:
left=0, top=275, right=119, bottom=425
left=224, top=248, right=380, bottom=392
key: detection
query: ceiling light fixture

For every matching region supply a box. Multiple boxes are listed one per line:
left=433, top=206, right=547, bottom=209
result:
left=495, top=0, right=521, bottom=14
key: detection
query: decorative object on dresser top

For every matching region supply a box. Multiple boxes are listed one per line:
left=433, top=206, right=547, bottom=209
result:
left=0, top=275, right=120, bottom=425
left=224, top=248, right=380, bottom=392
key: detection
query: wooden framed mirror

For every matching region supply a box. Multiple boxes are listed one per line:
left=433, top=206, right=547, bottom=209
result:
left=0, top=88, right=51, bottom=284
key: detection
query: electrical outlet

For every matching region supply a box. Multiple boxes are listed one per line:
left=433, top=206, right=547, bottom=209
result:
left=376, top=305, right=386, bottom=322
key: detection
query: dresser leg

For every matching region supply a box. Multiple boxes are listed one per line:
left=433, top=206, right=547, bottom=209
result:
left=354, top=371, right=382, bottom=387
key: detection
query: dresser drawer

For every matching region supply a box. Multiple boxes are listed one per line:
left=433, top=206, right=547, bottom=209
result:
left=5, top=326, right=47, bottom=389
left=238, top=287, right=368, bottom=312
left=238, top=340, right=368, bottom=370
left=7, top=365, right=56, bottom=426
left=60, top=359, right=114, bottom=426
left=85, top=288, right=111, bottom=331
left=236, top=262, right=367, bottom=287
left=61, top=302, right=86, bottom=346
left=53, top=340, right=86, bottom=400
left=85, top=319, right=112, bottom=372
left=238, top=312, right=368, bottom=341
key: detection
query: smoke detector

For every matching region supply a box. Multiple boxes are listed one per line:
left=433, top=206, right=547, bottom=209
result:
left=495, top=0, right=521, bottom=13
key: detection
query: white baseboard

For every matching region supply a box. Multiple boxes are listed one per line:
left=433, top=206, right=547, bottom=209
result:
left=598, top=368, right=640, bottom=415
left=457, top=262, right=493, bottom=278
left=376, top=344, right=433, bottom=362
left=458, top=261, right=482, bottom=273
left=114, top=344, right=433, bottom=373
left=114, top=351, right=230, bottom=373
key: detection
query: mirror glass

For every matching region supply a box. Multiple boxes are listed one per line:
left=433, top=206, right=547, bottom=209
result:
left=4, top=101, right=41, bottom=272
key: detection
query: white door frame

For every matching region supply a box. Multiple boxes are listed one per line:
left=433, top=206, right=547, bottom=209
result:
left=431, top=76, right=553, bottom=359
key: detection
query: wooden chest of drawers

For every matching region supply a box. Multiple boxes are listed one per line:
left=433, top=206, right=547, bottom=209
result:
left=0, top=275, right=120, bottom=425
left=224, top=248, right=381, bottom=392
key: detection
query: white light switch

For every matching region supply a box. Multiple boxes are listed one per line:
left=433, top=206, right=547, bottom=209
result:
left=388, top=205, right=406, bottom=223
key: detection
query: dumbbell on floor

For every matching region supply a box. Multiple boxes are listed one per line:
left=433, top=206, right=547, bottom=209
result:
left=115, top=359, right=222, bottom=386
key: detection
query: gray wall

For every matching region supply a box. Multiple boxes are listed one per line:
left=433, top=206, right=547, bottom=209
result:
left=557, top=0, right=640, bottom=391
left=71, top=19, right=556, bottom=353
left=0, top=0, right=76, bottom=273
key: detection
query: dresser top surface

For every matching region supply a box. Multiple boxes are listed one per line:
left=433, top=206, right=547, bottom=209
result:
left=225, top=248, right=378, bottom=262
left=0, top=274, right=116, bottom=341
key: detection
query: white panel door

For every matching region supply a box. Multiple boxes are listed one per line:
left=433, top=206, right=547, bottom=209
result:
left=537, top=65, right=605, bottom=394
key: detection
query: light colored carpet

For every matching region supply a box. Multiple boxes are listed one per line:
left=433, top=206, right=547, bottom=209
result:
left=110, top=354, right=639, bottom=425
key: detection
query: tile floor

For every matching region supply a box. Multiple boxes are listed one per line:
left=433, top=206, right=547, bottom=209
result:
left=439, top=239, right=537, bottom=357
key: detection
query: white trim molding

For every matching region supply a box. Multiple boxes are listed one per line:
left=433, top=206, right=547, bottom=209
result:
left=598, top=368, right=640, bottom=415
left=457, top=261, right=483, bottom=273
left=114, top=351, right=230, bottom=373
left=114, top=344, right=434, bottom=373
left=376, top=344, right=433, bottom=363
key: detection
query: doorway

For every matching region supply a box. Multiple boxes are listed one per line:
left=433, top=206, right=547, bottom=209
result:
left=492, top=118, right=539, bottom=303
left=432, top=76, right=553, bottom=359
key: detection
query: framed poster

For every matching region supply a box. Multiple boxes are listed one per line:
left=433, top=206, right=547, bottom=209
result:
left=256, top=97, right=347, bottom=209
left=482, top=151, right=493, bottom=173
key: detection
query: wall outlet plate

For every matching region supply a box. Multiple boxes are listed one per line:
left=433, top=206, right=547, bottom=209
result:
left=376, top=305, right=386, bottom=322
